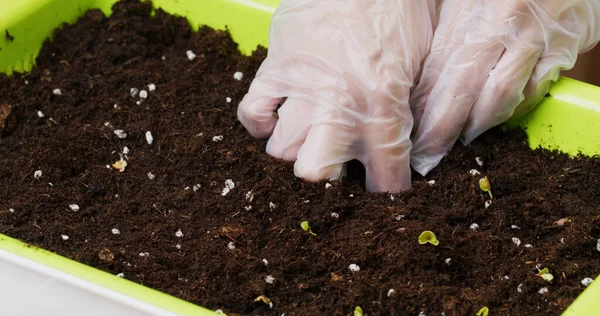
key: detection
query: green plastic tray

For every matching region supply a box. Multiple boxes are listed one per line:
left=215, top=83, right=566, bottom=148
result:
left=1, top=0, right=599, bottom=315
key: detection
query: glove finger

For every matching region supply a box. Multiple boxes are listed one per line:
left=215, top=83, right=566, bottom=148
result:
left=512, top=53, right=573, bottom=121
left=266, top=98, right=314, bottom=161
left=410, top=38, right=504, bottom=176
left=294, top=123, right=357, bottom=182
left=237, top=78, right=283, bottom=139
left=461, top=46, right=541, bottom=144
left=362, top=118, right=412, bottom=193
left=410, top=0, right=477, bottom=128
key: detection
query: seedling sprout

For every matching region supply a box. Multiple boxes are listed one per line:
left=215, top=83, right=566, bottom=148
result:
left=353, top=306, right=363, bottom=316
left=476, top=306, right=489, bottom=316
left=536, top=267, right=554, bottom=283
left=479, top=176, right=493, bottom=199
left=301, top=221, right=316, bottom=236
left=418, top=231, right=439, bottom=246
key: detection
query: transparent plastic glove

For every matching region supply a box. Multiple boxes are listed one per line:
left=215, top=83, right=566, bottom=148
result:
left=410, top=0, right=600, bottom=176
left=237, top=0, right=437, bottom=192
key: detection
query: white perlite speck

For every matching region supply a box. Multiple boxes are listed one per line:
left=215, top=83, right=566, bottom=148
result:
left=175, top=229, right=184, bottom=238
left=193, top=184, right=201, bottom=192
left=538, top=287, right=549, bottom=294
left=469, top=169, right=481, bottom=176
left=61, top=234, right=69, bottom=240
left=387, top=289, right=396, bottom=297
left=148, top=84, right=156, bottom=92
left=233, top=72, right=244, bottom=81
left=34, top=170, right=42, bottom=179
left=176, top=244, right=181, bottom=250
left=395, top=215, right=405, bottom=221
left=130, top=88, right=139, bottom=98
left=269, top=202, right=277, bottom=210
left=69, top=204, right=80, bottom=212
left=470, top=223, right=480, bottom=231
left=227, top=241, right=235, bottom=250
left=226, top=97, right=232, bottom=103
left=9, top=208, right=15, bottom=213
left=147, top=172, right=155, bottom=180
left=485, top=200, right=492, bottom=208
left=511, top=225, right=521, bottom=229
left=325, top=183, right=332, bottom=189
left=390, top=194, right=395, bottom=201
left=331, top=212, right=339, bottom=219
left=111, top=228, right=120, bottom=235
left=518, top=283, right=524, bottom=293
left=264, top=275, right=275, bottom=284
left=348, top=264, right=360, bottom=272
left=139, top=252, right=150, bottom=257
left=582, top=277, right=594, bottom=287
left=186, top=50, right=196, bottom=61
left=245, top=191, right=254, bottom=202
left=116, top=273, right=125, bottom=278
left=114, top=104, right=118, bottom=109
left=123, top=147, right=130, bottom=155
left=145, top=131, right=153, bottom=145
left=114, top=129, right=127, bottom=139
left=475, top=157, right=483, bottom=167
left=512, top=237, right=521, bottom=247
left=53, top=88, right=62, bottom=95
left=37, top=111, right=45, bottom=118
left=262, top=258, right=269, bottom=266
left=418, top=311, right=426, bottom=316
left=445, top=258, right=452, bottom=265
left=212, top=135, right=223, bottom=142
left=427, top=180, right=435, bottom=185
left=221, top=179, right=235, bottom=196
left=139, top=90, right=148, bottom=99
left=524, top=244, right=533, bottom=248
left=596, top=239, right=600, bottom=252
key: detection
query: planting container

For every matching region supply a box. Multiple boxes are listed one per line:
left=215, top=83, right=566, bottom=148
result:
left=1, top=0, right=599, bottom=315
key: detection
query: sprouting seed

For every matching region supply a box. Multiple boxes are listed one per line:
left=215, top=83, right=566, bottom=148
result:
left=476, top=306, right=489, bottom=316
left=418, top=231, right=439, bottom=246
left=479, top=176, right=493, bottom=199
left=301, top=221, right=316, bottom=236
left=536, top=267, right=554, bottom=283
left=354, top=306, right=364, bottom=316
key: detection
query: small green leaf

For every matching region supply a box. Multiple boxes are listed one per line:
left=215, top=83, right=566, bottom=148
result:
left=476, top=306, right=489, bottom=316
left=418, top=231, right=439, bottom=246
left=354, top=306, right=364, bottom=316
left=300, top=221, right=310, bottom=231
left=479, top=176, right=493, bottom=199
left=536, top=267, right=554, bottom=283
left=300, top=221, right=316, bottom=236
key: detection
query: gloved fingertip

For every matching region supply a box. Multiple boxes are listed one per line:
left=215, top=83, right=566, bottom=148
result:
left=237, top=95, right=280, bottom=139
left=294, top=161, right=345, bottom=183
left=409, top=152, right=444, bottom=177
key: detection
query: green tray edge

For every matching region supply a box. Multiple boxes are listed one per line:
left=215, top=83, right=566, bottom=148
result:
left=0, top=234, right=216, bottom=316
left=2, top=0, right=600, bottom=315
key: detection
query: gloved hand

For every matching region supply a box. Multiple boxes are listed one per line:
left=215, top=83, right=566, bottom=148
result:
left=410, top=0, right=600, bottom=176
left=237, top=0, right=438, bottom=192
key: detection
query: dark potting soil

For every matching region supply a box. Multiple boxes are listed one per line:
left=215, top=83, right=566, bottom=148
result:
left=2, top=1, right=600, bottom=315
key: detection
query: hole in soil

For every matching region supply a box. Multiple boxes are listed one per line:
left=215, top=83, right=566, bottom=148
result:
left=343, top=159, right=366, bottom=190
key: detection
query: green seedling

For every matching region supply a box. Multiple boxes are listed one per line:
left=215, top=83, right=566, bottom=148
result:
left=476, top=306, right=489, bottom=316
left=418, top=231, right=439, bottom=246
left=300, top=221, right=316, bottom=236
left=479, top=176, right=493, bottom=199
left=536, top=267, right=554, bottom=283
left=354, top=306, right=364, bottom=316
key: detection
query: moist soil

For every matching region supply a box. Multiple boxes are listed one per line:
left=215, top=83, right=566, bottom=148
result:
left=2, top=1, right=600, bottom=315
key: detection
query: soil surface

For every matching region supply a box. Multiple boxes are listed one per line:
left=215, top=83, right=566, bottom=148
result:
left=2, top=1, right=600, bottom=315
